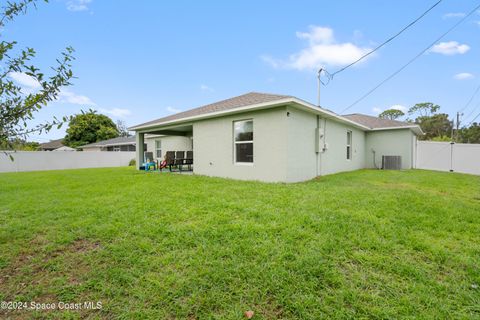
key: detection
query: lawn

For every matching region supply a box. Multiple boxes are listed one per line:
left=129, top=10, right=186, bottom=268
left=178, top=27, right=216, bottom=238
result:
left=0, top=168, right=479, bottom=319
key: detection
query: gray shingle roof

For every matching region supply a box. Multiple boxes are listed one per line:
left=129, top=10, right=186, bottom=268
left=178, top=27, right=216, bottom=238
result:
left=79, top=135, right=136, bottom=148
left=342, top=114, right=414, bottom=129
left=131, top=92, right=292, bottom=129
left=39, top=138, right=64, bottom=150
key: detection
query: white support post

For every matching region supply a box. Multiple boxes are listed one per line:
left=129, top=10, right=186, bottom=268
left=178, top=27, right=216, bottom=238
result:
left=136, top=133, right=145, bottom=170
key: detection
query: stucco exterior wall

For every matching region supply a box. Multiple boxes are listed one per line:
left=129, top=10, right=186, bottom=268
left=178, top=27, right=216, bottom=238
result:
left=193, top=107, right=288, bottom=182
left=145, top=135, right=193, bottom=160
left=365, top=129, right=415, bottom=169
left=319, top=119, right=366, bottom=176
left=285, top=106, right=318, bottom=182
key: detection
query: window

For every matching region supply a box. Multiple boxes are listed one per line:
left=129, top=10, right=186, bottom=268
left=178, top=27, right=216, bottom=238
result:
left=155, top=140, right=162, bottom=158
left=234, top=119, right=253, bottom=163
left=113, top=146, right=120, bottom=152
left=346, top=130, right=352, bottom=160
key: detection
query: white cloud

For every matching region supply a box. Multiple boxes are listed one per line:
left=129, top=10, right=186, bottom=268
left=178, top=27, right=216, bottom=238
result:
left=66, top=0, right=92, bottom=12
left=99, top=108, right=131, bottom=118
left=200, top=84, right=214, bottom=92
left=262, top=25, right=372, bottom=71
left=9, top=72, right=41, bottom=89
left=166, top=106, right=181, bottom=114
left=430, top=41, right=470, bottom=55
left=453, top=72, right=474, bottom=80
left=58, top=89, right=95, bottom=105
left=443, top=12, right=466, bottom=19
left=372, top=105, right=407, bottom=115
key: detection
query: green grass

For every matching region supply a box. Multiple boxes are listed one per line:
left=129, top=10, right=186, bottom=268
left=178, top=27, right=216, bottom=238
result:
left=0, top=168, right=479, bottom=319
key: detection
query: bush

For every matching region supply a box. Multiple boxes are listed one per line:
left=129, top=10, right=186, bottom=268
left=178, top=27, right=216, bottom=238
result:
left=128, top=159, right=136, bottom=166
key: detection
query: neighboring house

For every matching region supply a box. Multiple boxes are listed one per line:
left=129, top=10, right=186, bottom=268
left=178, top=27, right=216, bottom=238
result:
left=129, top=92, right=423, bottom=183
left=78, top=136, right=138, bottom=152
left=38, top=139, right=65, bottom=151
left=52, top=146, right=76, bottom=151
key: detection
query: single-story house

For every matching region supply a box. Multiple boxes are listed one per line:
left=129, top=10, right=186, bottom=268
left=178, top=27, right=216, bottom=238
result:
left=78, top=136, right=138, bottom=152
left=128, top=92, right=423, bottom=183
left=38, top=139, right=65, bottom=151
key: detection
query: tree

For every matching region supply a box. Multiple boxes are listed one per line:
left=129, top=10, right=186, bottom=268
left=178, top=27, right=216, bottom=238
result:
left=378, top=109, right=405, bottom=120
left=64, top=110, right=119, bottom=148
left=408, top=102, right=440, bottom=118
left=116, top=120, right=130, bottom=137
left=459, top=123, right=480, bottom=144
left=408, top=102, right=452, bottom=140
left=0, top=0, right=75, bottom=150
left=0, top=138, right=39, bottom=150
left=415, top=113, right=452, bottom=140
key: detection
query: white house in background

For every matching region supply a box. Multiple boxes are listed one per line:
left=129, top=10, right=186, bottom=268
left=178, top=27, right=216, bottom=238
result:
left=128, top=92, right=423, bottom=183
left=79, top=136, right=138, bottom=152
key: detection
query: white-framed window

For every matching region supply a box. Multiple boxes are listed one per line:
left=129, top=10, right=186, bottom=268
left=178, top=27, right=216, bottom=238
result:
left=346, top=130, right=352, bottom=160
left=113, top=146, right=120, bottom=152
left=233, top=119, right=253, bottom=163
left=155, top=140, right=162, bottom=158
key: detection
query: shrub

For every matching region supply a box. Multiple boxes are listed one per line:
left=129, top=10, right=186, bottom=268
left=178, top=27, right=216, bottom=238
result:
left=128, top=159, right=136, bottom=166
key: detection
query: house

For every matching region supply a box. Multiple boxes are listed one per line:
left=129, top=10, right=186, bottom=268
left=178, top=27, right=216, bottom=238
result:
left=78, top=136, right=138, bottom=152
left=129, top=92, right=423, bottom=183
left=38, top=139, right=65, bottom=151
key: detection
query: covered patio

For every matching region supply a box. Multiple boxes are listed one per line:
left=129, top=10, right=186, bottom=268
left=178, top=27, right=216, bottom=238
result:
left=135, top=123, right=194, bottom=171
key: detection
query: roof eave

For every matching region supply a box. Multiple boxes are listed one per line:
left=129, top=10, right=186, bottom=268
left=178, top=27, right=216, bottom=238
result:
left=129, top=97, right=372, bottom=132
left=369, top=125, right=424, bottom=135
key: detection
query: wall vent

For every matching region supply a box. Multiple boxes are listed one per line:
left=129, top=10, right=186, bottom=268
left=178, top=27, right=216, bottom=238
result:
left=382, top=155, right=402, bottom=170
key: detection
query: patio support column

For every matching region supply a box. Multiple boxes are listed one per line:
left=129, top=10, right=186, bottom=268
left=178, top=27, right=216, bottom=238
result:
left=136, top=132, right=145, bottom=170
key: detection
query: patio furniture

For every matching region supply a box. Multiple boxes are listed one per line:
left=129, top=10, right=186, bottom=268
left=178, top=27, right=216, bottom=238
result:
left=175, top=151, right=185, bottom=171
left=142, top=151, right=156, bottom=171
left=164, top=151, right=175, bottom=172
left=184, top=151, right=193, bottom=171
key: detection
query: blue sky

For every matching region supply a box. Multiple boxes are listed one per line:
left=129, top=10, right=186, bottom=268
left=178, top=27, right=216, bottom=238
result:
left=5, top=0, right=480, bottom=142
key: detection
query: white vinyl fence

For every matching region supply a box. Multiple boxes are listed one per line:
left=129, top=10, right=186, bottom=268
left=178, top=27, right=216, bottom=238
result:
left=0, top=151, right=136, bottom=173
left=416, top=141, right=480, bottom=175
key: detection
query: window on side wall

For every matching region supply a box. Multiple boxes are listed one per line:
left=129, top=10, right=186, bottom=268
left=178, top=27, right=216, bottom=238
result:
left=113, top=146, right=120, bottom=152
left=233, top=119, right=253, bottom=163
left=155, top=140, right=162, bottom=158
left=346, top=130, right=352, bottom=160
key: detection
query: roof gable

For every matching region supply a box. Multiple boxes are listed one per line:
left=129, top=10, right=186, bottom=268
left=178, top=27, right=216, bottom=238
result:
left=129, top=92, right=291, bottom=130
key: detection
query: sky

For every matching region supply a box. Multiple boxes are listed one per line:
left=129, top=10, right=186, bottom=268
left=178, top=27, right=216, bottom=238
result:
left=4, top=0, right=480, bottom=142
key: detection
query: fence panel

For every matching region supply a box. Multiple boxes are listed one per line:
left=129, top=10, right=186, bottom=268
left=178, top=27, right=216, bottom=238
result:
left=416, top=141, right=480, bottom=175
left=0, top=151, right=136, bottom=173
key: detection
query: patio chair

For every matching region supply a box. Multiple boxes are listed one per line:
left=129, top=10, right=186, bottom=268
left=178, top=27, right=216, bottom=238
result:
left=175, top=151, right=185, bottom=171
left=143, top=152, right=156, bottom=171
left=164, top=151, right=175, bottom=172
left=184, top=151, right=193, bottom=171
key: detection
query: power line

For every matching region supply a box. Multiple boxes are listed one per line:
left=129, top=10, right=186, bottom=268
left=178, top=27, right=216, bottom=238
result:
left=330, top=0, right=443, bottom=78
left=463, top=100, right=480, bottom=125
left=340, top=2, right=480, bottom=114
left=459, top=83, right=480, bottom=113
left=467, top=111, right=480, bottom=127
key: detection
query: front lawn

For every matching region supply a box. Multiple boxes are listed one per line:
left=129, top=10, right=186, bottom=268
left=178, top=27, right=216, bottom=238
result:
left=0, top=168, right=479, bottom=319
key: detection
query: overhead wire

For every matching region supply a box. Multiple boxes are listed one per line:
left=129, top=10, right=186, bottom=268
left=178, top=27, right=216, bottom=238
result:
left=330, top=0, right=443, bottom=78
left=340, top=2, right=480, bottom=114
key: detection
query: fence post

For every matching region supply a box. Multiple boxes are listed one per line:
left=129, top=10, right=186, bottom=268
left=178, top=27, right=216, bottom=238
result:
left=449, top=141, right=454, bottom=172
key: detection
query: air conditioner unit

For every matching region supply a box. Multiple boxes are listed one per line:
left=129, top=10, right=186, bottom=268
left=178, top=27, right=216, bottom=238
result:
left=382, top=155, right=402, bottom=170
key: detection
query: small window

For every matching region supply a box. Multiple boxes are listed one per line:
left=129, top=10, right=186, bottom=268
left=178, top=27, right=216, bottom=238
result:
left=346, top=130, right=352, bottom=160
left=113, top=146, right=120, bottom=152
left=155, top=140, right=162, bottom=158
left=234, top=119, right=253, bottom=163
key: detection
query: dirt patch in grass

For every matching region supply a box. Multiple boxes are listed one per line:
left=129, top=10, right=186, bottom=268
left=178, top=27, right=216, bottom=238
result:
left=0, top=236, right=101, bottom=316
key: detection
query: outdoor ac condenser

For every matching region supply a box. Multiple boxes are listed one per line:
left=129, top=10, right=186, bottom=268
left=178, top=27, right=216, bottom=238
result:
left=382, top=155, right=402, bottom=170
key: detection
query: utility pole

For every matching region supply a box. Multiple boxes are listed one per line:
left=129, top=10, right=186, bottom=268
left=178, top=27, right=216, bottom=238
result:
left=455, top=112, right=462, bottom=142
left=317, top=68, right=323, bottom=107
